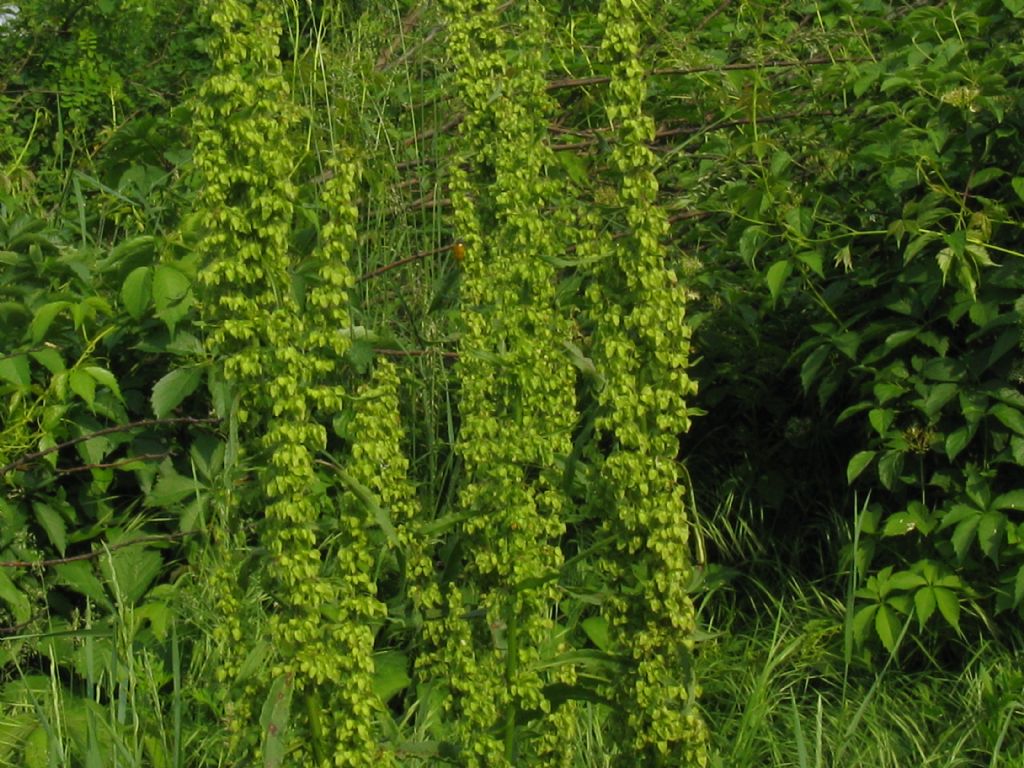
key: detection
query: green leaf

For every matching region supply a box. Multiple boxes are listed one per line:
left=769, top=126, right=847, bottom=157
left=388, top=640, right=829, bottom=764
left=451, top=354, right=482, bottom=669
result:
left=151, top=367, right=202, bottom=418
left=145, top=460, right=200, bottom=508
left=33, top=501, right=67, bottom=555
left=990, top=403, right=1024, bottom=436
left=846, top=451, right=876, bottom=484
left=993, top=490, right=1024, bottom=511
left=84, top=366, right=124, bottom=403
left=765, top=260, right=793, bottom=304
left=945, top=426, right=972, bottom=461
left=0, top=570, right=31, bottom=623
left=99, top=542, right=162, bottom=604
left=70, top=369, right=96, bottom=407
left=914, top=587, right=936, bottom=628
left=582, top=616, right=611, bottom=651
left=922, top=382, right=958, bottom=419
left=800, top=345, right=831, bottom=392
left=874, top=604, right=901, bottom=653
left=55, top=561, right=112, bottom=610
left=852, top=604, right=877, bottom=646
left=877, top=450, right=904, bottom=491
left=1012, top=176, right=1024, bottom=201
left=1014, top=565, right=1024, bottom=607
left=934, top=588, right=961, bottom=633
left=152, top=265, right=190, bottom=310
left=372, top=652, right=411, bottom=702
left=977, top=512, right=1005, bottom=560
left=951, top=515, right=980, bottom=561
left=260, top=673, right=294, bottom=768
left=30, top=301, right=70, bottom=342
left=0, top=354, right=30, bottom=389
left=30, top=347, right=64, bottom=374
left=121, top=266, right=152, bottom=320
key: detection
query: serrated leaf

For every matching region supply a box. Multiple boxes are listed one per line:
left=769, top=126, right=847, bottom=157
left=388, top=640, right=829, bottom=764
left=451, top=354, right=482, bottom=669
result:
left=765, top=260, right=792, bottom=304
left=33, top=501, right=67, bottom=555
left=951, top=516, right=980, bottom=561
left=69, top=368, right=96, bottom=407
left=1012, top=176, right=1024, bottom=202
left=0, top=570, right=31, bottom=623
left=55, top=561, right=112, bottom=609
left=934, top=588, right=961, bottom=633
left=977, top=512, right=1005, bottom=560
left=875, top=604, right=901, bottom=653
left=30, top=301, right=70, bottom=342
left=922, top=382, right=958, bottom=419
left=121, top=266, right=152, bottom=320
left=886, top=570, right=927, bottom=591
left=151, top=367, right=202, bottom=418
left=99, top=543, right=162, bottom=604
left=851, top=604, right=877, bottom=646
left=882, top=512, right=916, bottom=537
left=30, top=347, right=64, bottom=374
left=84, top=366, right=124, bottom=403
left=0, top=354, right=30, bottom=389
left=993, top=489, right=1024, bottom=511
left=145, top=461, right=200, bottom=508
left=914, top=587, right=936, bottom=628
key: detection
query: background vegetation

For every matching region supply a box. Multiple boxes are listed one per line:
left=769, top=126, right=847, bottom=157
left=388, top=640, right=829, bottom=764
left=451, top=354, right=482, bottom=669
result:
left=1, top=0, right=1023, bottom=765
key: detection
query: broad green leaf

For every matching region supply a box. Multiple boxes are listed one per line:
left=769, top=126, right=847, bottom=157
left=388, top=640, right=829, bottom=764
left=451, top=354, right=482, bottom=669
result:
left=582, top=616, right=611, bottom=651
left=0, top=354, right=29, bottom=389
left=121, top=266, right=152, bottom=320
left=33, top=501, right=67, bottom=555
left=55, top=561, right=111, bottom=609
left=951, top=516, right=980, bottom=561
left=885, top=570, right=926, bottom=591
left=877, top=450, right=904, bottom=491
left=800, top=345, right=831, bottom=392
left=868, top=408, right=893, bottom=436
left=765, top=260, right=792, bottom=304
left=69, top=369, right=96, bottom=408
left=145, top=461, right=200, bottom=508
left=945, top=426, right=972, bottom=461
left=99, top=543, right=162, bottom=604
left=0, top=570, right=31, bottom=623
left=29, top=301, right=70, bottom=342
left=882, top=512, right=917, bottom=537
left=372, top=652, right=411, bottom=702
left=1012, top=176, right=1024, bottom=201
left=152, top=265, right=190, bottom=311
left=977, top=512, right=1005, bottom=560
left=993, top=490, right=1024, bottom=511
left=151, top=366, right=202, bottom=418
left=990, top=403, right=1024, bottom=436
left=922, top=382, right=958, bottom=419
left=847, top=450, right=876, bottom=484
left=30, top=347, right=64, bottom=374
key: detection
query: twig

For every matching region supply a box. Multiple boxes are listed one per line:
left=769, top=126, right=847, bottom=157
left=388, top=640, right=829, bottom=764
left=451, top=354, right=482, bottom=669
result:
left=358, top=243, right=457, bottom=282
left=0, top=530, right=201, bottom=570
left=56, top=452, right=170, bottom=475
left=695, top=0, right=733, bottom=32
left=0, top=417, right=219, bottom=477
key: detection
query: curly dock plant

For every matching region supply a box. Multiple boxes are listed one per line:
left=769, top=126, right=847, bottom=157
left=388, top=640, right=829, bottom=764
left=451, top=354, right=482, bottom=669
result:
left=438, top=0, right=579, bottom=762
left=582, top=0, right=709, bottom=763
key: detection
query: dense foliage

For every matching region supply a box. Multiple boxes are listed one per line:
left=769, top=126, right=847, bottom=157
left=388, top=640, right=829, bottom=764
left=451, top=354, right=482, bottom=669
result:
left=2, top=0, right=1023, bottom=765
